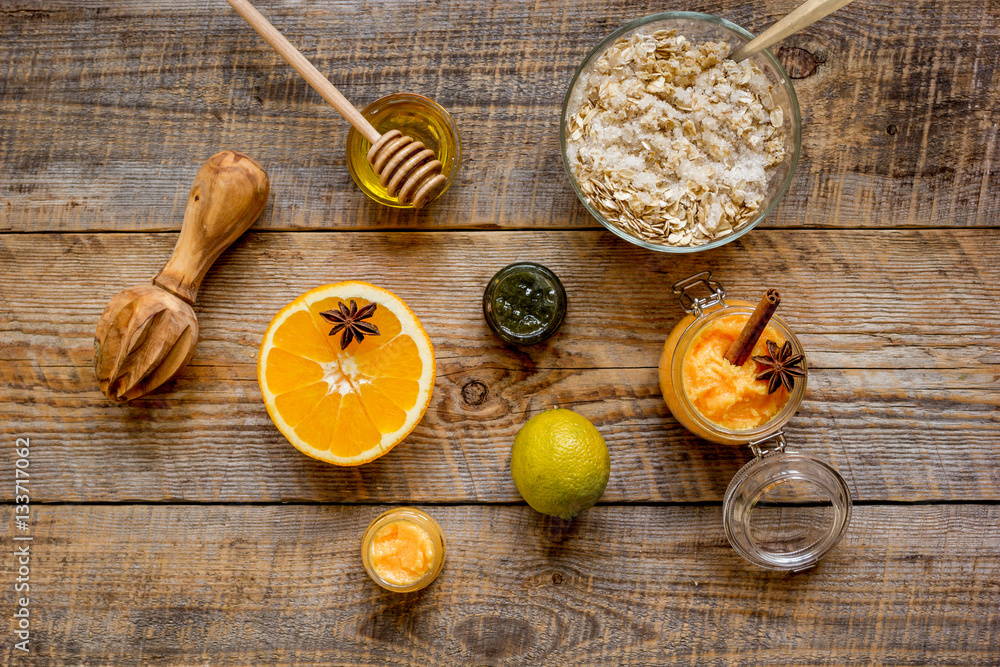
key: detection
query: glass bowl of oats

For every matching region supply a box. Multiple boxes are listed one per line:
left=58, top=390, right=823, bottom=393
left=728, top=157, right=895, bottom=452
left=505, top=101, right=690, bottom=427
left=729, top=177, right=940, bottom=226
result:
left=561, top=12, right=801, bottom=252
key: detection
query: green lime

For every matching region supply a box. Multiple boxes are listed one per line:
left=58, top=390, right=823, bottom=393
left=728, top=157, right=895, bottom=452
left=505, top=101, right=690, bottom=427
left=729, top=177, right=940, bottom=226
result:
left=510, top=408, right=610, bottom=520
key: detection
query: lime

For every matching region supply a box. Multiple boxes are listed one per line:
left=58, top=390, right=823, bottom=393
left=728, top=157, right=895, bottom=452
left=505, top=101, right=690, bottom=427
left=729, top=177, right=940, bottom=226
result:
left=510, top=408, right=610, bottom=520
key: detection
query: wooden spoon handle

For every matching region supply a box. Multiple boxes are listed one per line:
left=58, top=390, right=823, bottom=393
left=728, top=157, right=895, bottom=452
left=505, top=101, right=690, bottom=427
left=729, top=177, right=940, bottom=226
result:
left=730, top=0, right=856, bottom=62
left=226, top=0, right=381, bottom=143
left=153, top=150, right=269, bottom=304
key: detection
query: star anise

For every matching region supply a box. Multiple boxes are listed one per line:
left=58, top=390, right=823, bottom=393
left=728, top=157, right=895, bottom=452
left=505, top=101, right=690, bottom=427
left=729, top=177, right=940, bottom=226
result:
left=752, top=339, right=805, bottom=394
left=320, top=300, right=380, bottom=350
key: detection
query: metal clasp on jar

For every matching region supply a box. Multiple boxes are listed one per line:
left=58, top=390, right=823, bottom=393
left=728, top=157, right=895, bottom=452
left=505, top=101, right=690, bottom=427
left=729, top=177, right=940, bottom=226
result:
left=672, top=270, right=726, bottom=316
left=748, top=431, right=788, bottom=460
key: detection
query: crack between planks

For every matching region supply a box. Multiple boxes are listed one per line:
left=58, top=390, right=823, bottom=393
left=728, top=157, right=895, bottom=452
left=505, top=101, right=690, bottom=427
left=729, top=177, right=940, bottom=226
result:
left=4, top=362, right=992, bottom=373
left=2, top=225, right=1000, bottom=236
left=2, top=499, right=999, bottom=507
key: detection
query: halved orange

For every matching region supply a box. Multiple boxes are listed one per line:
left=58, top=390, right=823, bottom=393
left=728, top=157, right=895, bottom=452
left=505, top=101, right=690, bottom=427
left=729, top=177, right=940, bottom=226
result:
left=258, top=282, right=435, bottom=465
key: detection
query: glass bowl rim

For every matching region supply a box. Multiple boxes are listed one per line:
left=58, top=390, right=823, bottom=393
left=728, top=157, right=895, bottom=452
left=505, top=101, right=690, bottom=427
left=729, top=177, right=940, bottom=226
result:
left=559, top=11, right=802, bottom=253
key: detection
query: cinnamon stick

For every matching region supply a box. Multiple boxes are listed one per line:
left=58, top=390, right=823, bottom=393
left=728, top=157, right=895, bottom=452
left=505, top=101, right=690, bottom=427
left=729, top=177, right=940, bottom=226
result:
left=724, top=289, right=781, bottom=366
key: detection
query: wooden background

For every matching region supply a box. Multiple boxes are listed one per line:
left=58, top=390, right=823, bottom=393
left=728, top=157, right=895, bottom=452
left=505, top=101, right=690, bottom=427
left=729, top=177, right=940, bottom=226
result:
left=1, top=0, right=998, bottom=664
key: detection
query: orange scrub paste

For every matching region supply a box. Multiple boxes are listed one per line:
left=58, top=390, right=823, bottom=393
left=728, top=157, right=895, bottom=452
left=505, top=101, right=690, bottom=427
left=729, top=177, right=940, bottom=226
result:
left=682, top=314, right=790, bottom=430
left=369, top=520, right=436, bottom=587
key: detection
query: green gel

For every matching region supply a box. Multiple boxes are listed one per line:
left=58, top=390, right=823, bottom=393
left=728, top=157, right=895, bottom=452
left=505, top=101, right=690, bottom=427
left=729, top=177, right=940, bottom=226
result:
left=483, top=263, right=567, bottom=345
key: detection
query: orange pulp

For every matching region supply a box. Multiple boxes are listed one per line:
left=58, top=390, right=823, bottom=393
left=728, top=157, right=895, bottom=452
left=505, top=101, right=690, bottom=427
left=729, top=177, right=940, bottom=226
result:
left=369, top=520, right=436, bottom=586
left=682, top=314, right=790, bottom=430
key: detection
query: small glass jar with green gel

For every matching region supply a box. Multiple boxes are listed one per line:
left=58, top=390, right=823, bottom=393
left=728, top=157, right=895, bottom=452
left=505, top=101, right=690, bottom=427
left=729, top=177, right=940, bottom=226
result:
left=483, top=263, right=567, bottom=345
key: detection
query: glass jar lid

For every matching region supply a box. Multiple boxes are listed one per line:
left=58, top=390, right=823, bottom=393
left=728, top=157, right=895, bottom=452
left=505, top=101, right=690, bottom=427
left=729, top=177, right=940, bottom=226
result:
left=723, top=433, right=852, bottom=571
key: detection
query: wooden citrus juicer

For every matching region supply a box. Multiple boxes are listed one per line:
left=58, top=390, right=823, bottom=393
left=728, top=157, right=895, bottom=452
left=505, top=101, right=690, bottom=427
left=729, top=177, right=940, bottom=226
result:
left=226, top=0, right=447, bottom=210
left=94, top=150, right=269, bottom=401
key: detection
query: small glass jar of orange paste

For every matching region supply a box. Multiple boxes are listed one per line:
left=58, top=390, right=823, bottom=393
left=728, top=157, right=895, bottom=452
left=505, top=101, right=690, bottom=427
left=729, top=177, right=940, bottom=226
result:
left=660, top=272, right=851, bottom=571
left=660, top=274, right=807, bottom=446
left=362, top=507, right=446, bottom=592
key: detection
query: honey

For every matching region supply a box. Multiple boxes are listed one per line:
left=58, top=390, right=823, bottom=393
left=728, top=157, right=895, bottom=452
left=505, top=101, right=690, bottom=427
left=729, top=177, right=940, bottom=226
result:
left=346, top=93, right=461, bottom=208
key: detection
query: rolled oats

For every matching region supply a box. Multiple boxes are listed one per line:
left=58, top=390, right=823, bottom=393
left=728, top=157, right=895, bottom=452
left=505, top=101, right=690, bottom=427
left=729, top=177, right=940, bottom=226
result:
left=565, top=30, right=787, bottom=247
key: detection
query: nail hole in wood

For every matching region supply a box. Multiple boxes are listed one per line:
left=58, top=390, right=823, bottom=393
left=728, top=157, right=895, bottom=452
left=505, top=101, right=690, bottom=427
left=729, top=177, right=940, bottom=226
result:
left=552, top=572, right=564, bottom=585
left=887, top=124, right=898, bottom=135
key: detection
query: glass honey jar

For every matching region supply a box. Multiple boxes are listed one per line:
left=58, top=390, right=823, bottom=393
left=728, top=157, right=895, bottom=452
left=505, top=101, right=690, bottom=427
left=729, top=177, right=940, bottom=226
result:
left=346, top=93, right=461, bottom=209
left=659, top=271, right=852, bottom=571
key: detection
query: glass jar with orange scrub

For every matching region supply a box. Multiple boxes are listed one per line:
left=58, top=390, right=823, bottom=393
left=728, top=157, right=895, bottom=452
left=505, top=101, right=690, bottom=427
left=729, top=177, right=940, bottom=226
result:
left=362, top=507, right=446, bottom=592
left=659, top=271, right=851, bottom=571
left=660, top=273, right=807, bottom=445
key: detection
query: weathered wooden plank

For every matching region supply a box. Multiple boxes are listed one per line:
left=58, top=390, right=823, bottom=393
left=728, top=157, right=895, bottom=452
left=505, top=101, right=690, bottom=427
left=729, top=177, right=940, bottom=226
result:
left=3, top=364, right=997, bottom=504
left=3, top=230, right=999, bottom=367
left=3, top=504, right=998, bottom=665
left=1, top=230, right=997, bottom=502
left=1, top=0, right=997, bottom=232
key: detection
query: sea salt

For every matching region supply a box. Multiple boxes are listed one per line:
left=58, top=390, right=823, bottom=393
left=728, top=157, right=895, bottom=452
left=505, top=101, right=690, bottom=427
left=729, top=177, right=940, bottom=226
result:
left=565, top=30, right=787, bottom=247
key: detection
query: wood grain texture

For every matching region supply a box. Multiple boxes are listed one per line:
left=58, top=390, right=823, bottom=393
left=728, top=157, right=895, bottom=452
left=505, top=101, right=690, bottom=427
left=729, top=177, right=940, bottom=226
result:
left=2, top=230, right=997, bottom=503
left=730, top=0, right=859, bottom=63
left=2, top=3, right=999, bottom=662
left=2, top=504, right=998, bottom=666
left=1, top=0, right=997, bottom=232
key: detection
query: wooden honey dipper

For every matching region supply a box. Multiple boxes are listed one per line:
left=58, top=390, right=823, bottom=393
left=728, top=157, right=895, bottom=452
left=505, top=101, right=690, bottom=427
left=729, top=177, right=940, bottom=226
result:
left=226, top=0, right=447, bottom=209
left=94, top=151, right=269, bottom=401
